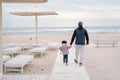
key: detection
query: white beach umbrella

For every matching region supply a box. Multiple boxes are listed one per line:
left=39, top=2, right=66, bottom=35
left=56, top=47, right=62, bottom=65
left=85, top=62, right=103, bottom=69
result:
left=2, top=0, right=47, bottom=3
left=10, top=11, right=58, bottom=46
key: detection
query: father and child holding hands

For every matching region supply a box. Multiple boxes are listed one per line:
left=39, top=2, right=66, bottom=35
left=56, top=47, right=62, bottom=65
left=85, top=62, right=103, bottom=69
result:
left=59, top=21, right=89, bottom=66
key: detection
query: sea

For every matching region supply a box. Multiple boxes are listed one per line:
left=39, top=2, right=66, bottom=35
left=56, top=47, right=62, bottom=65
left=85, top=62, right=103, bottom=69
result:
left=2, top=26, right=120, bottom=35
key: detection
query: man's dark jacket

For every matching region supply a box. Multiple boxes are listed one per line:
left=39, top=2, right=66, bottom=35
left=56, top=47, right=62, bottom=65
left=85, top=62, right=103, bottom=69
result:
left=70, top=26, right=89, bottom=45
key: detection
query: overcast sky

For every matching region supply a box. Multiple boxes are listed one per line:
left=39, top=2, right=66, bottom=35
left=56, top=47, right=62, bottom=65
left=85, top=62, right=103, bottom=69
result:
left=2, top=0, right=120, bottom=27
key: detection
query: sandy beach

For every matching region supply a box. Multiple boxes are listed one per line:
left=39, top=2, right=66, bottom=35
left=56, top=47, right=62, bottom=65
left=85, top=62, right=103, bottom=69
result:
left=2, top=34, right=120, bottom=80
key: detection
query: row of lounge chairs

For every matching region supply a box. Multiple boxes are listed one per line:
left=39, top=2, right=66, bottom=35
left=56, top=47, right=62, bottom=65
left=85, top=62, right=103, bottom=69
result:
left=3, top=42, right=59, bottom=49
left=3, top=42, right=59, bottom=57
left=2, top=42, right=59, bottom=74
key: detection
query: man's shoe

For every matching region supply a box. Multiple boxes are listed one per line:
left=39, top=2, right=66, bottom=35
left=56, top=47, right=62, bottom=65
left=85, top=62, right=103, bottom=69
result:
left=74, top=59, right=78, bottom=63
left=66, top=63, right=68, bottom=66
left=79, top=63, right=83, bottom=66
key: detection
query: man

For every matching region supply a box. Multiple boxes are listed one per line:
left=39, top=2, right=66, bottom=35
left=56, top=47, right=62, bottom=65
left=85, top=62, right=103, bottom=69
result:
left=70, top=21, right=89, bottom=66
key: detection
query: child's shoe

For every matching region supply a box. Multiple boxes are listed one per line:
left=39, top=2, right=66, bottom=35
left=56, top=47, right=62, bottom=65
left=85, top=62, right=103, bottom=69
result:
left=74, top=59, right=78, bottom=64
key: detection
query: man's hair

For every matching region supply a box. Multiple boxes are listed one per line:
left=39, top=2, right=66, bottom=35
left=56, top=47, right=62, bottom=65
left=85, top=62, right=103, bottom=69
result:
left=62, top=40, right=67, bottom=44
left=78, top=21, right=83, bottom=26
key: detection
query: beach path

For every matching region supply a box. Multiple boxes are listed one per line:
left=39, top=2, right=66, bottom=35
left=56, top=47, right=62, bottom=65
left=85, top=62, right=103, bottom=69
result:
left=50, top=48, right=90, bottom=80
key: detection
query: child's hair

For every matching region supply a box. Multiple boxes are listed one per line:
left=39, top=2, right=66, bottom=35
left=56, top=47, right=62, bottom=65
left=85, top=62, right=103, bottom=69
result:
left=62, top=40, right=67, bottom=44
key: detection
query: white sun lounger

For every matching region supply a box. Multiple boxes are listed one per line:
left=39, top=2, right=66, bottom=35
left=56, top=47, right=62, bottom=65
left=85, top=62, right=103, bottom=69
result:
left=3, top=43, right=18, bottom=48
left=47, top=43, right=59, bottom=50
left=32, top=43, right=44, bottom=47
left=30, top=47, right=46, bottom=57
left=15, top=43, right=30, bottom=50
left=2, top=56, right=10, bottom=63
left=3, top=47, right=22, bottom=57
left=4, top=55, right=33, bottom=74
left=2, top=55, right=11, bottom=73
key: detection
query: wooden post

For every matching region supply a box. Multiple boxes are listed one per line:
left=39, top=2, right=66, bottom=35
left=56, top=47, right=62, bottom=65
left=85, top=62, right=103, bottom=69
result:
left=35, top=15, right=38, bottom=46
left=0, top=0, right=3, bottom=78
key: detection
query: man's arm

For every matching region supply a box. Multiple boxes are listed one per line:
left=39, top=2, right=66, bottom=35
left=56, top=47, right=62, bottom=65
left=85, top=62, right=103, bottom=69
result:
left=85, top=30, right=89, bottom=45
left=70, top=30, right=76, bottom=45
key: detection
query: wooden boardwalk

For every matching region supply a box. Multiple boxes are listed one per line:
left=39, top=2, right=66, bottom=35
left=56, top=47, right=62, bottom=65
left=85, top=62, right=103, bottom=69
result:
left=1, top=48, right=90, bottom=80
left=50, top=48, right=90, bottom=80
left=1, top=75, right=49, bottom=80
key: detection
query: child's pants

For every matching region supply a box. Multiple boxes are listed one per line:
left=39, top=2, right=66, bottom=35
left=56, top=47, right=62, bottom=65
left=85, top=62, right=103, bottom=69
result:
left=63, top=54, right=68, bottom=63
left=75, top=45, right=84, bottom=63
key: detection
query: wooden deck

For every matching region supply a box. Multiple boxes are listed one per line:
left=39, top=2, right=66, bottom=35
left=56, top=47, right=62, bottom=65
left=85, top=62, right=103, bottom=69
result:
left=1, top=48, right=90, bottom=80
left=1, top=75, right=49, bottom=80
left=50, top=48, right=90, bottom=80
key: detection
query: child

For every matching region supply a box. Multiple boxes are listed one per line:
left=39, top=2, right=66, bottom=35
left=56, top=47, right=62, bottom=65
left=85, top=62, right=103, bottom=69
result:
left=59, top=40, right=71, bottom=66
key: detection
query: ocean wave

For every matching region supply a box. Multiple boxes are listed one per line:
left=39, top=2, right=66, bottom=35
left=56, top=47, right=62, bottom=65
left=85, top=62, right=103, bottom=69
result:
left=2, top=26, right=120, bottom=35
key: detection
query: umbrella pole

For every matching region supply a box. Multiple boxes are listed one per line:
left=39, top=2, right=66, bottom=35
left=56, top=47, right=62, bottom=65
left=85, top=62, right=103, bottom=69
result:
left=0, top=1, right=3, bottom=75
left=35, top=15, right=38, bottom=46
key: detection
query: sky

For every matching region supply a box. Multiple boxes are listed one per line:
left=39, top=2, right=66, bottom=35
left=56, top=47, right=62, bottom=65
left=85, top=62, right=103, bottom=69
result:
left=2, top=0, right=120, bottom=28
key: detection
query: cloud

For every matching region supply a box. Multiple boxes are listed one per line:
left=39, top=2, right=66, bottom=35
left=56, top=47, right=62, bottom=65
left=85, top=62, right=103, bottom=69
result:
left=2, top=0, right=120, bottom=27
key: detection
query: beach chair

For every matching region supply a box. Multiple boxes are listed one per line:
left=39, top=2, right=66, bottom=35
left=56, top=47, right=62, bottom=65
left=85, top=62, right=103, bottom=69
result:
left=3, top=47, right=22, bottom=57
left=94, top=40, right=119, bottom=47
left=2, top=56, right=10, bottom=63
left=47, top=43, right=59, bottom=50
left=32, top=43, right=44, bottom=47
left=2, top=55, right=11, bottom=73
left=4, top=55, right=33, bottom=74
left=30, top=47, right=46, bottom=57
left=3, top=43, right=18, bottom=48
left=15, top=43, right=30, bottom=50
